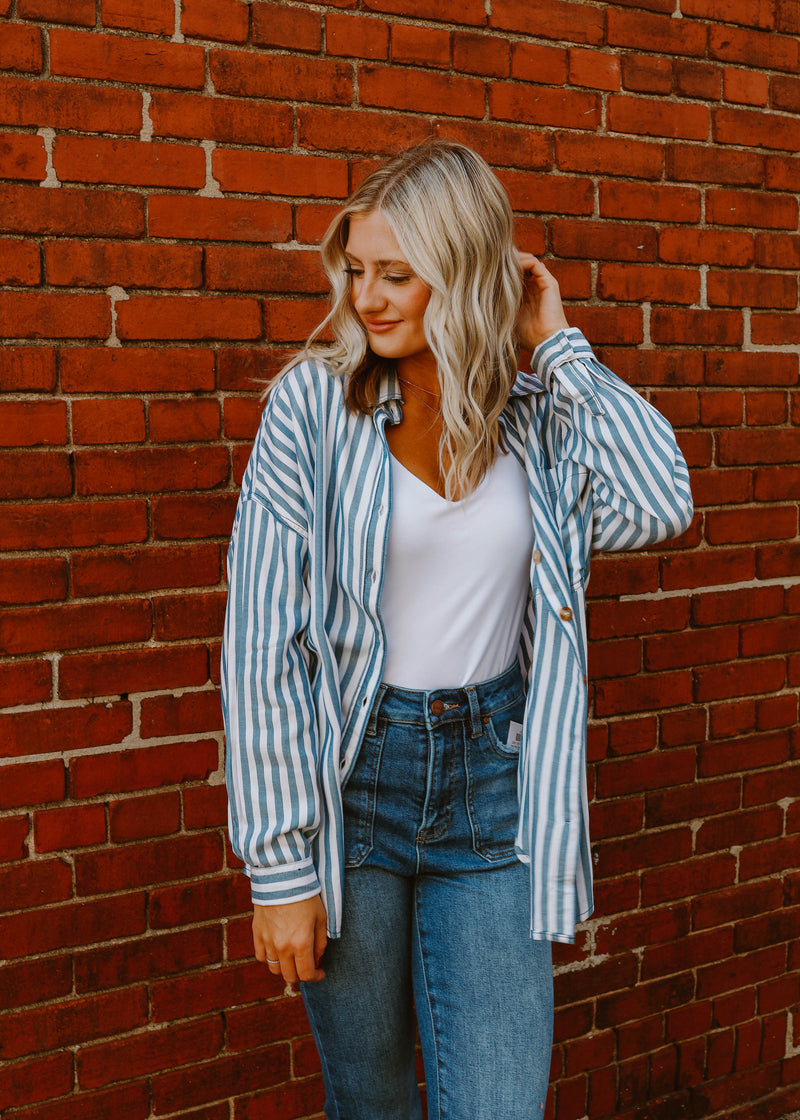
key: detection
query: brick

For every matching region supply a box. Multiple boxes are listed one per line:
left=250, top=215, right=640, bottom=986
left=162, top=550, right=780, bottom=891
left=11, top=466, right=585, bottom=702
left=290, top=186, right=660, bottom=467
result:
left=725, top=67, right=769, bottom=106
left=69, top=740, right=218, bottom=803
left=18, top=0, right=94, bottom=20
left=607, top=7, right=707, bottom=54
left=148, top=194, right=291, bottom=243
left=0, top=239, right=40, bottom=286
left=510, top=41, right=567, bottom=84
left=497, top=169, right=593, bottom=215
left=752, top=312, right=800, bottom=345
left=0, top=183, right=143, bottom=238
left=764, top=154, right=800, bottom=191
left=0, top=291, right=110, bottom=340
left=0, top=599, right=151, bottom=656
left=0, top=1053, right=73, bottom=1112
left=149, top=872, right=250, bottom=929
left=660, top=548, right=754, bottom=591
left=452, top=31, right=509, bottom=77
left=140, top=689, right=222, bottom=738
left=1, top=702, right=133, bottom=761
left=0, top=759, right=64, bottom=810
left=391, top=23, right=450, bottom=68
left=489, top=0, right=603, bottom=43
left=0, top=955, right=72, bottom=1011
left=597, top=263, right=699, bottom=305
left=0, top=132, right=46, bottom=181
left=588, top=597, right=689, bottom=641
left=74, top=925, right=221, bottom=993
left=152, top=1045, right=290, bottom=1114
left=607, top=95, right=709, bottom=140
left=0, top=24, right=42, bottom=73
left=101, top=0, right=175, bottom=34
left=622, top=54, right=672, bottom=95
left=34, top=804, right=107, bottom=853
left=596, top=971, right=694, bottom=1030
left=75, top=832, right=221, bottom=895
left=153, top=591, right=227, bottom=641
left=204, top=247, right=321, bottom=298
left=555, top=133, right=663, bottom=179
left=599, top=181, right=701, bottom=223
left=710, top=697, right=757, bottom=739
left=595, top=903, right=689, bottom=956
left=183, top=0, right=250, bottom=43
left=149, top=399, right=221, bottom=443
left=59, top=644, right=208, bottom=700
left=150, top=94, right=291, bottom=151
left=210, top=48, right=351, bottom=104
left=60, top=347, right=214, bottom=393
left=0, top=75, right=142, bottom=135
left=4, top=1083, right=152, bottom=1120
left=648, top=389, right=700, bottom=427
left=646, top=776, right=739, bottom=828
left=682, top=0, right=774, bottom=26
left=151, top=960, right=280, bottom=1024
left=705, top=350, right=796, bottom=386
left=695, top=661, right=786, bottom=704
left=363, top=0, right=484, bottom=20
left=0, top=401, right=67, bottom=447
left=0, top=891, right=146, bottom=959
left=108, top=791, right=181, bottom=842
left=569, top=305, right=643, bottom=345
left=707, top=188, right=798, bottom=229
left=116, top=294, right=262, bottom=341
left=72, top=544, right=219, bottom=598
left=756, top=232, right=800, bottom=269
left=715, top=105, right=800, bottom=151
left=152, top=493, right=238, bottom=540
left=675, top=59, right=722, bottom=100
left=651, top=308, right=743, bottom=346
left=708, top=270, right=796, bottom=308
left=78, top=1016, right=225, bottom=1091
left=0, top=816, right=29, bottom=863
left=595, top=671, right=693, bottom=717
left=0, top=987, right=148, bottom=1060
left=552, top=219, right=656, bottom=261
left=1, top=498, right=148, bottom=552
left=659, top=708, right=708, bottom=748
left=0, top=557, right=68, bottom=605
left=183, top=783, right=228, bottom=829
left=595, top=748, right=696, bottom=798
left=705, top=504, right=796, bottom=545
left=694, top=585, right=784, bottom=627
left=569, top=47, right=619, bottom=91
left=741, top=616, right=800, bottom=657
left=213, top=149, right=348, bottom=198
left=490, top=83, right=600, bottom=130
left=659, top=227, right=753, bottom=267
left=71, top=398, right=147, bottom=445
left=74, top=445, right=228, bottom=496
left=698, top=805, right=783, bottom=855
left=298, top=104, right=430, bottom=156
left=360, top=64, right=484, bottom=118
left=53, top=136, right=205, bottom=189
left=667, top=143, right=763, bottom=186
left=645, top=626, right=739, bottom=671
left=50, top=30, right=205, bottom=89
left=758, top=541, right=800, bottom=580
left=0, top=656, right=53, bottom=713
left=709, top=23, right=799, bottom=72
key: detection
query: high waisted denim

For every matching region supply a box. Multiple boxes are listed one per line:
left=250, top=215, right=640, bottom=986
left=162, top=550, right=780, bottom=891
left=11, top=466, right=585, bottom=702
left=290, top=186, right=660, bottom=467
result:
left=300, top=662, right=554, bottom=1120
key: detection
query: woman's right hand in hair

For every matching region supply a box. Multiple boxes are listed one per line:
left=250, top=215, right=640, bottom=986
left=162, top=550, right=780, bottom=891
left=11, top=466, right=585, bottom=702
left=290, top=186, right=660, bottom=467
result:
left=253, top=895, right=328, bottom=984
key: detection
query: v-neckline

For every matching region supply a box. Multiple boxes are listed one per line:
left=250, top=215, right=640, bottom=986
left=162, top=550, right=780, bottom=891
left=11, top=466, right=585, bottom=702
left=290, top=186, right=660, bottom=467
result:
left=390, top=453, right=490, bottom=506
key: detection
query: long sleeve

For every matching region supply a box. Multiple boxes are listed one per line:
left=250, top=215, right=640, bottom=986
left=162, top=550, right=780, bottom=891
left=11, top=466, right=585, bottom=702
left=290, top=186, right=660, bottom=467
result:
left=530, top=328, right=694, bottom=551
left=221, top=374, right=323, bottom=906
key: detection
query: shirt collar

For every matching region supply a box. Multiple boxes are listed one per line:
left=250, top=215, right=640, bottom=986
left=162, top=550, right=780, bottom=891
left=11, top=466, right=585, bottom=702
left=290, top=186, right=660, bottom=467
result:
left=371, top=366, right=545, bottom=420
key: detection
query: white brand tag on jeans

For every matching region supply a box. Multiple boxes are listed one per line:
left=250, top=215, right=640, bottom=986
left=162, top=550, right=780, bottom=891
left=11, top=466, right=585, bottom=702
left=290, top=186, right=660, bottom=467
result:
left=507, top=721, right=523, bottom=750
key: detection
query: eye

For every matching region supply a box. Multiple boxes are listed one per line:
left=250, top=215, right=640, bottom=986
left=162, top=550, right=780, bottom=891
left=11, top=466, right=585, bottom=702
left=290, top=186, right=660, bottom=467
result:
left=385, top=274, right=411, bottom=285
left=344, top=266, right=363, bottom=279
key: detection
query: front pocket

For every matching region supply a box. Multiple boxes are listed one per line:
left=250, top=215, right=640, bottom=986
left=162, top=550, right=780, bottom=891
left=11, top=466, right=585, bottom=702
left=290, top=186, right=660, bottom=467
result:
left=465, top=694, right=525, bottom=863
left=341, top=723, right=386, bottom=868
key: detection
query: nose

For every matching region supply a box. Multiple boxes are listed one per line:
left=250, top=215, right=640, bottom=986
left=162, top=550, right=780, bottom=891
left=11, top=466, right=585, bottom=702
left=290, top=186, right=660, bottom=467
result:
left=352, top=272, right=385, bottom=316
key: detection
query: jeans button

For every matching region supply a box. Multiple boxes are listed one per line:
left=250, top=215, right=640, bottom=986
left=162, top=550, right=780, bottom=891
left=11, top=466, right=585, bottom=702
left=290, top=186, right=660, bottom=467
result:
left=430, top=699, right=445, bottom=716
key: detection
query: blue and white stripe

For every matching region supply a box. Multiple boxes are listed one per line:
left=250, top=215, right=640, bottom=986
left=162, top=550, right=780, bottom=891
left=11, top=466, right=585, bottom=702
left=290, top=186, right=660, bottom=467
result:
left=222, top=328, right=693, bottom=943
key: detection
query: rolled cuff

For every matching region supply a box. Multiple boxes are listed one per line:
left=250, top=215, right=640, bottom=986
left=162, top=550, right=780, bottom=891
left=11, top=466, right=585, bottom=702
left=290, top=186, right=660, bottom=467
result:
left=246, top=855, right=321, bottom=907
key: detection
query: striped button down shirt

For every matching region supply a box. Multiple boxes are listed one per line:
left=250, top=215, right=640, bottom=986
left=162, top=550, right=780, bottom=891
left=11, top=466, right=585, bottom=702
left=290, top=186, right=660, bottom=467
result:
left=222, top=328, right=693, bottom=943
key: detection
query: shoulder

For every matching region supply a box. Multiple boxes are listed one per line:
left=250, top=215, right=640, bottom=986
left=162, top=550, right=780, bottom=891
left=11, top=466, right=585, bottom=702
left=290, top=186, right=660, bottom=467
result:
left=268, top=357, right=346, bottom=429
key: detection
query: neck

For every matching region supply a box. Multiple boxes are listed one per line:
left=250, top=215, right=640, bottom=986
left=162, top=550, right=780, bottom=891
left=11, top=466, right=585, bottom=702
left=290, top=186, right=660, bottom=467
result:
left=396, top=350, right=439, bottom=395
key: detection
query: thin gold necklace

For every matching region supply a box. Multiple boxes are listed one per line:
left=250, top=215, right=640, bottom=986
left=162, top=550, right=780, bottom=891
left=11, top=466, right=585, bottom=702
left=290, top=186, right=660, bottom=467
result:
left=398, top=375, right=441, bottom=415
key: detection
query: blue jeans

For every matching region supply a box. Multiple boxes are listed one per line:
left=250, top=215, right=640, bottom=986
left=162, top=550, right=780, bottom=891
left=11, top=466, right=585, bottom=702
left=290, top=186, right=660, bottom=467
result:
left=301, top=663, right=553, bottom=1120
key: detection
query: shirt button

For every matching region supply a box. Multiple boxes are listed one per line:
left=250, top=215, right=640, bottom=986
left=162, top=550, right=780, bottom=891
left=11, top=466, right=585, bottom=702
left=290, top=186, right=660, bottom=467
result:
left=559, top=606, right=573, bottom=622
left=371, top=570, right=377, bottom=582
left=532, top=549, right=542, bottom=564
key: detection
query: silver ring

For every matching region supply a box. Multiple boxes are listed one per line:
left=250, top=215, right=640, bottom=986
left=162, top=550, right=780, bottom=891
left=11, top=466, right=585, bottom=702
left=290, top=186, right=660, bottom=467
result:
left=266, top=957, right=280, bottom=965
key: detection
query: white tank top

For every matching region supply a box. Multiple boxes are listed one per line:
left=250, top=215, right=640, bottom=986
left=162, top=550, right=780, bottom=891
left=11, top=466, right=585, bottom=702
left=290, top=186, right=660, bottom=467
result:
left=380, top=451, right=533, bottom=690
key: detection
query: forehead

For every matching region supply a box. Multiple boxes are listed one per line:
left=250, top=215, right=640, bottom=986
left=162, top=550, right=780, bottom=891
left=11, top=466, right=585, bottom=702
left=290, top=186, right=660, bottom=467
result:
left=344, top=211, right=408, bottom=262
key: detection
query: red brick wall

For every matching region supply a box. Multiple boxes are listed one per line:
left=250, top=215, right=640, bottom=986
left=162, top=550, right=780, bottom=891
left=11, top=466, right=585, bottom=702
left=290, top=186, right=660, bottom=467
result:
left=1, top=2, right=799, bottom=1118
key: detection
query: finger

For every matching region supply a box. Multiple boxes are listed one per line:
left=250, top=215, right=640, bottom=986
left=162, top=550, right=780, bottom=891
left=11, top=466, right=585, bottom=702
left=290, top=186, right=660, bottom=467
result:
left=295, top=945, right=325, bottom=983
left=264, top=950, right=282, bottom=975
left=314, top=916, right=328, bottom=968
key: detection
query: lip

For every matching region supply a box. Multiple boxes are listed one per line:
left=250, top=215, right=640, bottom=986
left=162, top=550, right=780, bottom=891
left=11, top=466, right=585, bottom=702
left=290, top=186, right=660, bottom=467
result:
left=364, top=319, right=401, bottom=333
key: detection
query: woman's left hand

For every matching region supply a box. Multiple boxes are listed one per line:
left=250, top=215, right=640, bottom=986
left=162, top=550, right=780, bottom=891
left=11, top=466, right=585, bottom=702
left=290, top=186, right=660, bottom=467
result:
left=515, top=252, right=570, bottom=352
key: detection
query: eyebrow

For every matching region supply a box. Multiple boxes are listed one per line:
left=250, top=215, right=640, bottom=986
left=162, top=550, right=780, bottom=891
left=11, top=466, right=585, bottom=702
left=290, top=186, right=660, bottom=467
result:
left=344, top=254, right=412, bottom=269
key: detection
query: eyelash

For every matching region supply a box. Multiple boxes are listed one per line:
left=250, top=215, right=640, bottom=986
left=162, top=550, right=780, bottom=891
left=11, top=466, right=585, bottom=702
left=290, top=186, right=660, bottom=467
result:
left=344, top=267, right=410, bottom=285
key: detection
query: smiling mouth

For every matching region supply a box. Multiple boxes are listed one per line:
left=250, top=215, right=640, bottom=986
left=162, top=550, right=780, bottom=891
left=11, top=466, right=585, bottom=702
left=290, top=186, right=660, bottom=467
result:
left=364, top=320, right=400, bottom=331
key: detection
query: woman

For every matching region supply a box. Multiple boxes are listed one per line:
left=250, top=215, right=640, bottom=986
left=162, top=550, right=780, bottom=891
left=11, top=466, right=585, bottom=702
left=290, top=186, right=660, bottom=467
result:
left=222, top=142, right=693, bottom=1120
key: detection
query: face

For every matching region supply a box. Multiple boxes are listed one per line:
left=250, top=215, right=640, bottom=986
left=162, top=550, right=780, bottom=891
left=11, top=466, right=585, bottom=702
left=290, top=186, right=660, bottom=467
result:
left=344, top=210, right=433, bottom=373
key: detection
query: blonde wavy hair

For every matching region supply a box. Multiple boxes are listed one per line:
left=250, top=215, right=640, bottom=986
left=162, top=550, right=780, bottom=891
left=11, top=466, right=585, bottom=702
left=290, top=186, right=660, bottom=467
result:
left=280, top=141, right=523, bottom=500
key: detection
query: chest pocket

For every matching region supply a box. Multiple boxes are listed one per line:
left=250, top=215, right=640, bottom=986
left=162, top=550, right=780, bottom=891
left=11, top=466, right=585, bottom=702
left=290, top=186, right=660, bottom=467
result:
left=543, top=461, right=592, bottom=589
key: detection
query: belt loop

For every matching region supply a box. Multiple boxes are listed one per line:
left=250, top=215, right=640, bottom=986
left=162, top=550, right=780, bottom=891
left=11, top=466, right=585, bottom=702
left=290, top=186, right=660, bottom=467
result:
left=466, top=685, right=482, bottom=739
left=366, top=684, right=387, bottom=736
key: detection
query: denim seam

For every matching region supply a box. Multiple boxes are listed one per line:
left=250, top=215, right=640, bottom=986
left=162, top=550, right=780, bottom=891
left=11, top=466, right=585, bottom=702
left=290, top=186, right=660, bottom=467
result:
left=413, top=882, right=441, bottom=1120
